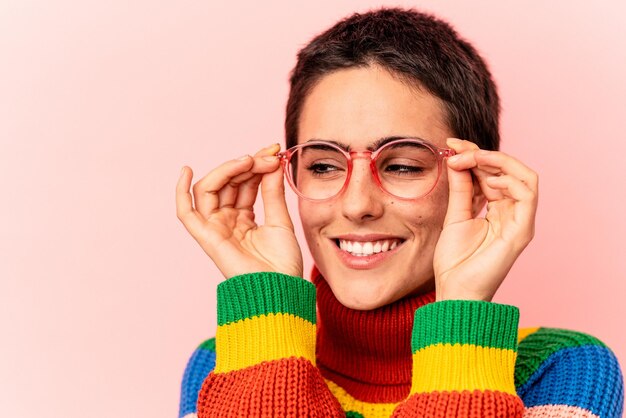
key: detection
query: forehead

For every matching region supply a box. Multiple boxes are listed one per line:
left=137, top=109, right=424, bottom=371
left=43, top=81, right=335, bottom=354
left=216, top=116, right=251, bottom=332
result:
left=297, top=65, right=452, bottom=149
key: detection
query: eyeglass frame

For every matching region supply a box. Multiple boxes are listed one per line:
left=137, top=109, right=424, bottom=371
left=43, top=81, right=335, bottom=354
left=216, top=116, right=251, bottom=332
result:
left=276, top=137, right=456, bottom=202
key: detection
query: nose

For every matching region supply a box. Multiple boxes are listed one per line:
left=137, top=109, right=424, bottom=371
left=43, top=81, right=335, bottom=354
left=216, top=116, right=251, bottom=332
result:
left=340, top=159, right=385, bottom=222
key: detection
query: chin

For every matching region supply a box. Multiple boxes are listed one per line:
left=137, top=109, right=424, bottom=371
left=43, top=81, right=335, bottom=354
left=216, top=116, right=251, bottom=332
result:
left=326, top=274, right=406, bottom=310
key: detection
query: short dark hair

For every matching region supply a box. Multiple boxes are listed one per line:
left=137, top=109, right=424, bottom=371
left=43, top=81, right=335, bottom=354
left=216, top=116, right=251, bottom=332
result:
left=285, top=6, right=500, bottom=151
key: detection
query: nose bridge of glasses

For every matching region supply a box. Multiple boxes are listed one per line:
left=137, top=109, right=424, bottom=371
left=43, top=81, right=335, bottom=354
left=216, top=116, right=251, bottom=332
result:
left=348, top=150, right=377, bottom=181
left=345, top=150, right=380, bottom=192
left=348, top=150, right=374, bottom=160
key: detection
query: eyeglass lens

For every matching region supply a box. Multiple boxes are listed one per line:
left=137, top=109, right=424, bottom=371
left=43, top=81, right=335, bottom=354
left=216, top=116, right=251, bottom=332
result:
left=287, top=141, right=440, bottom=200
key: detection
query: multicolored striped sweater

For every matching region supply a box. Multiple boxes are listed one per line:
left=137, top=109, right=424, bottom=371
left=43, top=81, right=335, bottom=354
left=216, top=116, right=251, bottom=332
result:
left=179, top=269, right=624, bottom=417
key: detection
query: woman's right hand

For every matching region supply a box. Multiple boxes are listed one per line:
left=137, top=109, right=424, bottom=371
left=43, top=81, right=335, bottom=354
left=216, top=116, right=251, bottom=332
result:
left=176, top=143, right=303, bottom=279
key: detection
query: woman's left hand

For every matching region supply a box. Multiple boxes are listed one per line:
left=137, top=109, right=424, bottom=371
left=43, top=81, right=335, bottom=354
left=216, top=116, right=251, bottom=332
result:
left=433, top=138, right=539, bottom=302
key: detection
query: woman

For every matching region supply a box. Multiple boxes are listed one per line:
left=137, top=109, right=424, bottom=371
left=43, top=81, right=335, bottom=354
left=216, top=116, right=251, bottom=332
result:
left=176, top=7, right=623, bottom=418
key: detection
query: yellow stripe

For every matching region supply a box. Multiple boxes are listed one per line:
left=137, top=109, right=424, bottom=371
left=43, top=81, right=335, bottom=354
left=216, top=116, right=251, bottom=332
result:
left=324, top=379, right=399, bottom=418
left=214, top=313, right=316, bottom=373
left=411, top=343, right=517, bottom=395
left=518, top=326, right=540, bottom=343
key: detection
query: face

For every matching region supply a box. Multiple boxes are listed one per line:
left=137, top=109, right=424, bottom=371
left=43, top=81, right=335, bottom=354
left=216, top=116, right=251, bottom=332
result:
left=297, top=64, right=455, bottom=310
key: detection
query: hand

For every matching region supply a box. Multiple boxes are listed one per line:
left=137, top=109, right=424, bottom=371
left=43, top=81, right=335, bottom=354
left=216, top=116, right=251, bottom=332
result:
left=176, top=143, right=303, bottom=279
left=433, top=138, right=538, bottom=302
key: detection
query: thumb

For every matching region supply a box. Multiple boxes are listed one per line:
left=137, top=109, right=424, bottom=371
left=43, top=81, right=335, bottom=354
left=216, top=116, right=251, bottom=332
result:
left=444, top=163, right=475, bottom=226
left=261, top=164, right=294, bottom=230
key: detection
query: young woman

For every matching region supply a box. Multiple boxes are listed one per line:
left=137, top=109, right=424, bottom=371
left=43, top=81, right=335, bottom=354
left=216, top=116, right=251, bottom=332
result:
left=176, top=7, right=623, bottom=418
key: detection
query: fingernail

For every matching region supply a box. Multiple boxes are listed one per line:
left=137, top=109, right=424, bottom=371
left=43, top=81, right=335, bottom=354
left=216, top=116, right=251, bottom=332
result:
left=447, top=138, right=462, bottom=144
left=237, top=154, right=250, bottom=161
left=180, top=166, right=185, bottom=176
left=262, top=155, right=278, bottom=162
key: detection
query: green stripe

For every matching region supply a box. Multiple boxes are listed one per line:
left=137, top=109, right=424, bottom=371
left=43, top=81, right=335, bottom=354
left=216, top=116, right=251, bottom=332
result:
left=412, top=299, right=520, bottom=353
left=515, top=327, right=606, bottom=387
left=217, top=272, right=316, bottom=326
left=197, top=337, right=216, bottom=352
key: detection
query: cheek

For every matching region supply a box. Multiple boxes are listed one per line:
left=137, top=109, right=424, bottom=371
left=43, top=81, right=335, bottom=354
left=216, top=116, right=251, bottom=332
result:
left=298, top=200, right=332, bottom=244
left=431, top=181, right=450, bottom=224
left=401, top=179, right=450, bottom=230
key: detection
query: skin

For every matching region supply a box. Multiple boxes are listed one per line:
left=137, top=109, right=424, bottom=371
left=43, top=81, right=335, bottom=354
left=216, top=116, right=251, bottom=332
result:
left=175, top=64, right=538, bottom=310
left=296, top=65, right=479, bottom=309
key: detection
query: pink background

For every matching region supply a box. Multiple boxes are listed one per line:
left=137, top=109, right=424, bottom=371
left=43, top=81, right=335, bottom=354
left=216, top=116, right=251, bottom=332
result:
left=1, top=1, right=625, bottom=417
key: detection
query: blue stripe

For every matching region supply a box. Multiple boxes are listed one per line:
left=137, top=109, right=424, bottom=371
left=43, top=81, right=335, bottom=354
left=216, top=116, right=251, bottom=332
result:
left=179, top=340, right=217, bottom=418
left=518, top=345, right=624, bottom=418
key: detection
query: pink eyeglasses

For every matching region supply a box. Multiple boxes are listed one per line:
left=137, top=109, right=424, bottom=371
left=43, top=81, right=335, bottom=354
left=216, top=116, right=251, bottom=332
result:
left=277, top=137, right=455, bottom=201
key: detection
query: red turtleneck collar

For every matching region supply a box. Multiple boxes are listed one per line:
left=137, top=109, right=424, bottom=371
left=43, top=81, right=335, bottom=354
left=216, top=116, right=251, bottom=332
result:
left=311, top=266, right=436, bottom=403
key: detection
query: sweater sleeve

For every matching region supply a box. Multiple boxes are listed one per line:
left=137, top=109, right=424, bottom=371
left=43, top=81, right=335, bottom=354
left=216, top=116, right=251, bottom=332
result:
left=179, top=338, right=217, bottom=418
left=195, top=272, right=344, bottom=418
left=391, top=299, right=525, bottom=417
left=515, top=327, right=624, bottom=418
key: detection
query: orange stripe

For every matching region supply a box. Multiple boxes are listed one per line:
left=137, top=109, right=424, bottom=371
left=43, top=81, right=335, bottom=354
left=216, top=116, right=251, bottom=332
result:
left=197, top=357, right=343, bottom=417
left=391, top=390, right=524, bottom=417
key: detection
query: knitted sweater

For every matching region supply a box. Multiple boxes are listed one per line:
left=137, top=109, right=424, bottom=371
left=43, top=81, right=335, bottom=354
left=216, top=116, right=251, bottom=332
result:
left=179, top=269, right=624, bottom=417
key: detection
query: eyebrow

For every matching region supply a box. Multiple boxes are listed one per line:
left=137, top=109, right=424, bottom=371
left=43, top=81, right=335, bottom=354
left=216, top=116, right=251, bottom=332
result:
left=305, top=135, right=428, bottom=151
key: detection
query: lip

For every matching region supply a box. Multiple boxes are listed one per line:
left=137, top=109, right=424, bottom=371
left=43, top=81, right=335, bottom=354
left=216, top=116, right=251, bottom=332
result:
left=330, top=236, right=405, bottom=270
left=330, top=233, right=405, bottom=242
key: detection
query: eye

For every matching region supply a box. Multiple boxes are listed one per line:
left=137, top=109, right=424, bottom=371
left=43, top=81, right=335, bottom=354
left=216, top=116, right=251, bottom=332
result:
left=306, top=162, right=343, bottom=176
left=385, top=164, right=424, bottom=173
left=384, top=163, right=425, bottom=175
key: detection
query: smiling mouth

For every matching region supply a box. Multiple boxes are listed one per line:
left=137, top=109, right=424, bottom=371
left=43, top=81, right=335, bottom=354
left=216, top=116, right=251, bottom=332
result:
left=333, top=238, right=405, bottom=257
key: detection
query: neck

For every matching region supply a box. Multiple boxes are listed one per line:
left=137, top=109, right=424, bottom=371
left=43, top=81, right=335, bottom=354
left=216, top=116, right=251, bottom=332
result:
left=312, top=267, right=436, bottom=403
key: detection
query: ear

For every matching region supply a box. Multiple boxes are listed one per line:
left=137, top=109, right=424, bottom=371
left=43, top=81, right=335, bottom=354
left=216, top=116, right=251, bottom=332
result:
left=470, top=172, right=487, bottom=217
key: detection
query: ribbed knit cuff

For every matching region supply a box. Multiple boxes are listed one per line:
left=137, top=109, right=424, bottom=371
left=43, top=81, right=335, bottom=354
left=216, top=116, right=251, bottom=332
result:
left=412, top=299, right=519, bottom=351
left=214, top=272, right=317, bottom=373
left=410, top=300, right=520, bottom=395
left=217, top=272, right=316, bottom=325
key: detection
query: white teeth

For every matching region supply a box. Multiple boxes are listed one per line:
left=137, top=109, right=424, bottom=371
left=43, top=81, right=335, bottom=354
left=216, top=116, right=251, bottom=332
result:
left=338, top=238, right=402, bottom=256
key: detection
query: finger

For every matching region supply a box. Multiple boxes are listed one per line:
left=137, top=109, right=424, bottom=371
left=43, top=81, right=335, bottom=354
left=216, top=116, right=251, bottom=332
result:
left=446, top=137, right=480, bottom=153
left=474, top=150, right=538, bottom=191
left=445, top=139, right=489, bottom=186
left=192, top=156, right=254, bottom=218
left=260, top=164, right=294, bottom=229
left=176, top=166, right=208, bottom=235
left=446, top=147, right=537, bottom=201
left=218, top=154, right=281, bottom=209
left=216, top=144, right=281, bottom=208
left=443, top=163, right=475, bottom=226
left=446, top=139, right=499, bottom=176
left=448, top=152, right=502, bottom=175
left=485, top=175, right=538, bottom=223
left=234, top=173, right=263, bottom=209
left=230, top=143, right=282, bottom=184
